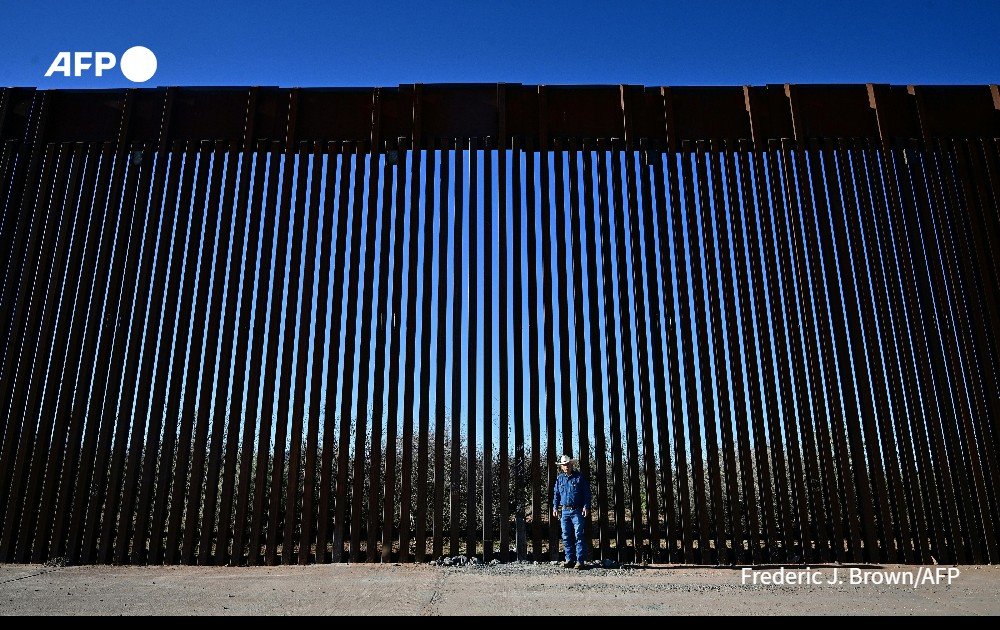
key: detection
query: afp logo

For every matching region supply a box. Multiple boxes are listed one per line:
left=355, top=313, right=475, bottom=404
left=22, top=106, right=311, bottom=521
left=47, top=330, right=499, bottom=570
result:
left=45, top=46, right=157, bottom=83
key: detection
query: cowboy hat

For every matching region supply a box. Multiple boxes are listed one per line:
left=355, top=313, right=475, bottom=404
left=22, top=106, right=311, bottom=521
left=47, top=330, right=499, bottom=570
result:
left=555, top=454, right=578, bottom=466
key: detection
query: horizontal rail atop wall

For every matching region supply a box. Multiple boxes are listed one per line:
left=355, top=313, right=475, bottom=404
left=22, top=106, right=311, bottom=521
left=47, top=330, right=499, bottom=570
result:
left=2, top=84, right=999, bottom=148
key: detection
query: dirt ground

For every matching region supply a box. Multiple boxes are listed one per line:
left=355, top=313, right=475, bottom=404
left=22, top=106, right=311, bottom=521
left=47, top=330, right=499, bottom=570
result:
left=1, top=562, right=997, bottom=615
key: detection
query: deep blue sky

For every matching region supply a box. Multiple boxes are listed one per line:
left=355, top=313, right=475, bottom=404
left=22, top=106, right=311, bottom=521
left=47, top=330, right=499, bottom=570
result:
left=2, top=1, right=998, bottom=88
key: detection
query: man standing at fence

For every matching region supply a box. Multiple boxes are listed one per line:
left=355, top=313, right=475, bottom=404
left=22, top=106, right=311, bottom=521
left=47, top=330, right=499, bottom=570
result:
left=552, top=454, right=592, bottom=569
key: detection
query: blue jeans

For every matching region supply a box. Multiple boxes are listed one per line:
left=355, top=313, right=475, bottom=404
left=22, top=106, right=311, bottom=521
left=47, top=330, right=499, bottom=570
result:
left=560, top=508, right=586, bottom=563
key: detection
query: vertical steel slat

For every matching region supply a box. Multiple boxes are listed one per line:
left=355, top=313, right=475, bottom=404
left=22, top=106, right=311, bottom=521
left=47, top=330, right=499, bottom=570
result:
left=108, top=136, right=176, bottom=562
left=283, top=142, right=323, bottom=565
left=553, top=145, right=573, bottom=462
left=0, top=137, right=15, bottom=199
left=0, top=142, right=13, bottom=246
left=432, top=139, right=451, bottom=561
left=734, top=145, right=779, bottom=561
left=785, top=144, right=840, bottom=563
left=76, top=141, right=181, bottom=563
left=331, top=141, right=368, bottom=562
left=859, top=142, right=920, bottom=562
left=12, top=142, right=81, bottom=531
left=481, top=142, right=493, bottom=562
left=868, top=142, right=936, bottom=564
left=0, top=142, right=66, bottom=541
left=177, top=141, right=238, bottom=564
left=0, top=136, right=21, bottom=332
left=348, top=138, right=383, bottom=563
left=343, top=137, right=377, bottom=562
left=399, top=142, right=423, bottom=562
left=245, top=141, right=286, bottom=566
left=346, top=135, right=374, bottom=564
left=347, top=138, right=383, bottom=564
left=957, top=140, right=1000, bottom=427
left=0, top=143, right=23, bottom=339
left=976, top=140, right=1000, bottom=289
left=129, top=140, right=192, bottom=564
left=249, top=144, right=291, bottom=567
left=220, top=142, right=272, bottom=565
left=539, top=141, right=559, bottom=560
left=921, top=142, right=988, bottom=563
left=315, top=143, right=351, bottom=563
left=903, top=141, right=974, bottom=563
left=70, top=141, right=134, bottom=564
left=524, top=141, right=543, bottom=559
left=172, top=141, right=230, bottom=565
left=949, top=140, right=1000, bottom=559
left=0, top=93, right=49, bottom=369
left=933, top=139, right=995, bottom=561
left=449, top=139, right=465, bottom=557
left=696, top=142, right=733, bottom=564
left=753, top=144, right=801, bottom=563
left=661, top=149, right=694, bottom=563
left=28, top=144, right=100, bottom=562
left=938, top=140, right=1000, bottom=560
left=263, top=138, right=306, bottom=566
left=416, top=142, right=436, bottom=563
left=581, top=143, right=612, bottom=561
left=982, top=147, right=1000, bottom=478
left=916, top=141, right=993, bottom=561
left=146, top=141, right=213, bottom=564
left=189, top=142, right=243, bottom=565
left=567, top=144, right=596, bottom=557
left=676, top=143, right=712, bottom=562
left=837, top=139, right=900, bottom=562
left=155, top=141, right=217, bottom=565
left=771, top=142, right=827, bottom=564
left=649, top=146, right=681, bottom=562
left=704, top=141, right=743, bottom=565
left=0, top=143, right=55, bottom=486
left=850, top=139, right=912, bottom=563
left=610, top=141, right=645, bottom=562
left=36, top=143, right=106, bottom=560
left=820, top=140, right=885, bottom=561
left=10, top=148, right=82, bottom=412
left=60, top=141, right=117, bottom=563
left=811, top=141, right=868, bottom=561
left=511, top=137, right=528, bottom=561
left=975, top=137, right=1000, bottom=504
left=72, top=141, right=142, bottom=565
left=0, top=140, right=17, bottom=251
left=764, top=141, right=814, bottom=562
left=882, top=141, right=956, bottom=563
left=366, top=143, right=394, bottom=562
left=378, top=139, right=406, bottom=561
left=464, top=138, right=478, bottom=558
left=720, top=143, right=760, bottom=564
left=214, top=134, right=262, bottom=567
left=498, top=133, right=511, bottom=564
left=595, top=142, right=627, bottom=560
left=189, top=90, right=252, bottom=567
left=623, top=144, right=661, bottom=562
left=11, top=143, right=84, bottom=561
left=95, top=141, right=156, bottom=566
left=803, top=142, right=861, bottom=562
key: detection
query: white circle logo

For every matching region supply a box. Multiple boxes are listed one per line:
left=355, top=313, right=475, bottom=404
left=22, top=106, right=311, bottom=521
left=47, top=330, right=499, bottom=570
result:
left=120, top=46, right=157, bottom=83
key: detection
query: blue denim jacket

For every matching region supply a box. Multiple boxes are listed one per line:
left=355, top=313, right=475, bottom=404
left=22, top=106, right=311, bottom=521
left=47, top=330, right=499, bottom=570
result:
left=553, top=471, right=592, bottom=511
